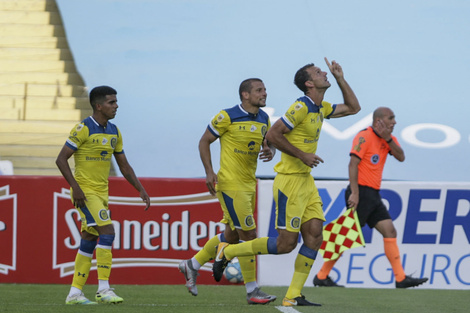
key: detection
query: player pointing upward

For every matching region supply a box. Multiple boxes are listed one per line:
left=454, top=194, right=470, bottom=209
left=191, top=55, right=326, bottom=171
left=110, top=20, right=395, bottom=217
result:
left=212, top=58, right=361, bottom=306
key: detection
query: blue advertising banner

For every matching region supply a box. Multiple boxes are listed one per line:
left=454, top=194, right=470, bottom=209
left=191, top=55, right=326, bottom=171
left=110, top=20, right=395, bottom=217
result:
left=257, top=180, right=470, bottom=289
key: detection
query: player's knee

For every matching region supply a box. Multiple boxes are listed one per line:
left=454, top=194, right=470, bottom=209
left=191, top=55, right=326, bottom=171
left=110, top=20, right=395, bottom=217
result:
left=385, top=228, right=397, bottom=238
left=98, top=234, right=115, bottom=247
left=276, top=236, right=298, bottom=254
left=238, top=229, right=257, bottom=241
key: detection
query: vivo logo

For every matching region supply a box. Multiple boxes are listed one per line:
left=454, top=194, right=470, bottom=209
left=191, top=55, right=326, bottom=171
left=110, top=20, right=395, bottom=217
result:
left=265, top=109, right=465, bottom=149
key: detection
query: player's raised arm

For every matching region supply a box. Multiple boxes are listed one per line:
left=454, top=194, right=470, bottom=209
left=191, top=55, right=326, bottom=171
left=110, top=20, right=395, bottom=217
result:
left=325, top=57, right=361, bottom=118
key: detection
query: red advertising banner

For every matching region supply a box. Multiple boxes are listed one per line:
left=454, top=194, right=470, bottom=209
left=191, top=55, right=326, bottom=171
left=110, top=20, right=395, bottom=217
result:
left=0, top=176, right=229, bottom=285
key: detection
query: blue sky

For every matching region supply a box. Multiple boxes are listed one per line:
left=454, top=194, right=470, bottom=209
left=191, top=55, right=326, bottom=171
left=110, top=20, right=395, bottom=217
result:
left=56, top=0, right=470, bottom=181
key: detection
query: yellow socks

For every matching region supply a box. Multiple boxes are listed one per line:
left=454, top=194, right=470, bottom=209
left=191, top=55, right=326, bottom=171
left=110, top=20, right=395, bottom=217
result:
left=71, top=251, right=92, bottom=290
left=194, top=234, right=221, bottom=267
left=285, top=244, right=317, bottom=299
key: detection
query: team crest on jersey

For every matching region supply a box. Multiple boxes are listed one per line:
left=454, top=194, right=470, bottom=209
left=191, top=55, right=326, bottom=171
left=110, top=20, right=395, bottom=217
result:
left=371, top=154, right=380, bottom=164
left=250, top=125, right=257, bottom=132
left=102, top=138, right=108, bottom=145
left=111, top=137, right=117, bottom=149
left=76, top=124, right=84, bottom=131
left=245, top=215, right=254, bottom=228
left=261, top=125, right=267, bottom=136
left=290, top=217, right=301, bottom=229
left=320, top=112, right=324, bottom=122
left=99, top=209, right=109, bottom=221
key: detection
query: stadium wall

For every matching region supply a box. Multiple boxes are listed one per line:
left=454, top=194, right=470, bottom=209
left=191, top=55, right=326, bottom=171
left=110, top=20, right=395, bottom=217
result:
left=257, top=180, right=470, bottom=290
left=0, top=176, right=468, bottom=289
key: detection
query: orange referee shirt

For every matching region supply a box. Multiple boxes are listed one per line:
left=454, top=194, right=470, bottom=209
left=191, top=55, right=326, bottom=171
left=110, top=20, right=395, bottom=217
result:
left=349, top=126, right=400, bottom=190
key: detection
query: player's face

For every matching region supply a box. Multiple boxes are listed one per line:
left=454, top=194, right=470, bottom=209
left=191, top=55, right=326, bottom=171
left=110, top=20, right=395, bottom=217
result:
left=306, top=66, right=331, bottom=90
left=383, top=109, right=397, bottom=132
left=99, top=95, right=118, bottom=120
left=247, top=81, right=267, bottom=108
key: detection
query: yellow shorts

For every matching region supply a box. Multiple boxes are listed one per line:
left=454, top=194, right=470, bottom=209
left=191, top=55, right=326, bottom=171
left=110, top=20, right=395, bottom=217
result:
left=72, top=191, right=112, bottom=236
left=273, top=173, right=325, bottom=232
left=216, top=190, right=256, bottom=231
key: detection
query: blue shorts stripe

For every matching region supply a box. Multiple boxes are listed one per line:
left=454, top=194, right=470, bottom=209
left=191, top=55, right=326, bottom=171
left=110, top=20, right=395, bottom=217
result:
left=277, top=189, right=288, bottom=228
left=81, top=205, right=96, bottom=225
left=222, top=192, right=240, bottom=227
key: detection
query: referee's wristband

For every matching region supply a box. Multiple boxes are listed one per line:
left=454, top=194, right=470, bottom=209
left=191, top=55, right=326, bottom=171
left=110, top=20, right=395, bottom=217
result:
left=386, top=138, right=393, bottom=143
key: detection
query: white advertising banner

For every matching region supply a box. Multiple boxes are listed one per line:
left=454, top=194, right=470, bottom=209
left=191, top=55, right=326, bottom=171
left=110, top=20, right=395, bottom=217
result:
left=257, top=179, right=470, bottom=289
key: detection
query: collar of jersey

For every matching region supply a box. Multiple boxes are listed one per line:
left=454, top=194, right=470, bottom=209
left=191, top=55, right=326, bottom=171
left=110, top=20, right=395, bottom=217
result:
left=299, top=95, right=322, bottom=113
left=238, top=103, right=258, bottom=118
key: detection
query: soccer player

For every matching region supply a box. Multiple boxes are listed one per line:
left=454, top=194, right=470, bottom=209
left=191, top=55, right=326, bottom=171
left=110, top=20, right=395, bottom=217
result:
left=178, top=78, right=277, bottom=304
left=212, top=58, right=361, bottom=306
left=56, top=86, right=151, bottom=305
left=314, top=107, right=429, bottom=288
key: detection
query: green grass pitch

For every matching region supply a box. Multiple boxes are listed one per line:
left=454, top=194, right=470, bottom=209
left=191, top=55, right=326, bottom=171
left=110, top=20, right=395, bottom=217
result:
left=0, top=284, right=467, bottom=313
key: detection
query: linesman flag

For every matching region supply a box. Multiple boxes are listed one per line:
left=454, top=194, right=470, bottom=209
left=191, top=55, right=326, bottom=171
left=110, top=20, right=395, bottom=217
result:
left=319, top=209, right=365, bottom=261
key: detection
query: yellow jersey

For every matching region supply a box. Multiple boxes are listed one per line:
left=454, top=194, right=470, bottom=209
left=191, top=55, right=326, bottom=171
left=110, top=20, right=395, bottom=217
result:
left=274, top=96, right=335, bottom=174
left=208, top=104, right=270, bottom=191
left=65, top=116, right=123, bottom=193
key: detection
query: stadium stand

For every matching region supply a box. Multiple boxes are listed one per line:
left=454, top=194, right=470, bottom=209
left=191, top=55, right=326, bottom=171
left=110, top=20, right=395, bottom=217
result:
left=0, top=0, right=111, bottom=176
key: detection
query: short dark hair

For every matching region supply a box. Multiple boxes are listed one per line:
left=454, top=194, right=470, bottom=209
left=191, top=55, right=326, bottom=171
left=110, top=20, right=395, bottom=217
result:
left=294, top=63, right=314, bottom=93
left=89, top=86, right=117, bottom=110
left=239, top=78, right=263, bottom=101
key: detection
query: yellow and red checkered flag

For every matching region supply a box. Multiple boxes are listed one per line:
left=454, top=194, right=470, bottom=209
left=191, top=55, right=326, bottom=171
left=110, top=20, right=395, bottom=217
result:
left=319, top=209, right=365, bottom=261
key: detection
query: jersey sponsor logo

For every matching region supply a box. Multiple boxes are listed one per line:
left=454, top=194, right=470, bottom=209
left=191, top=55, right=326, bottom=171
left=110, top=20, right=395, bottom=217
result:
left=76, top=124, right=84, bottom=132
left=248, top=141, right=256, bottom=150
left=294, top=103, right=302, bottom=110
left=101, top=138, right=108, bottom=145
left=371, top=154, right=379, bottom=164
left=69, top=135, right=79, bottom=143
left=250, top=125, right=257, bottom=132
left=217, top=113, right=224, bottom=122
left=99, top=209, right=109, bottom=221
left=285, top=112, right=296, bottom=124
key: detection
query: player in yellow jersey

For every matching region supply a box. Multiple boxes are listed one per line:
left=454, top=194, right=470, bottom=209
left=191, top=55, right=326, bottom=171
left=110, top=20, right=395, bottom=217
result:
left=56, top=86, right=150, bottom=305
left=212, top=58, right=361, bottom=306
left=179, top=78, right=277, bottom=304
